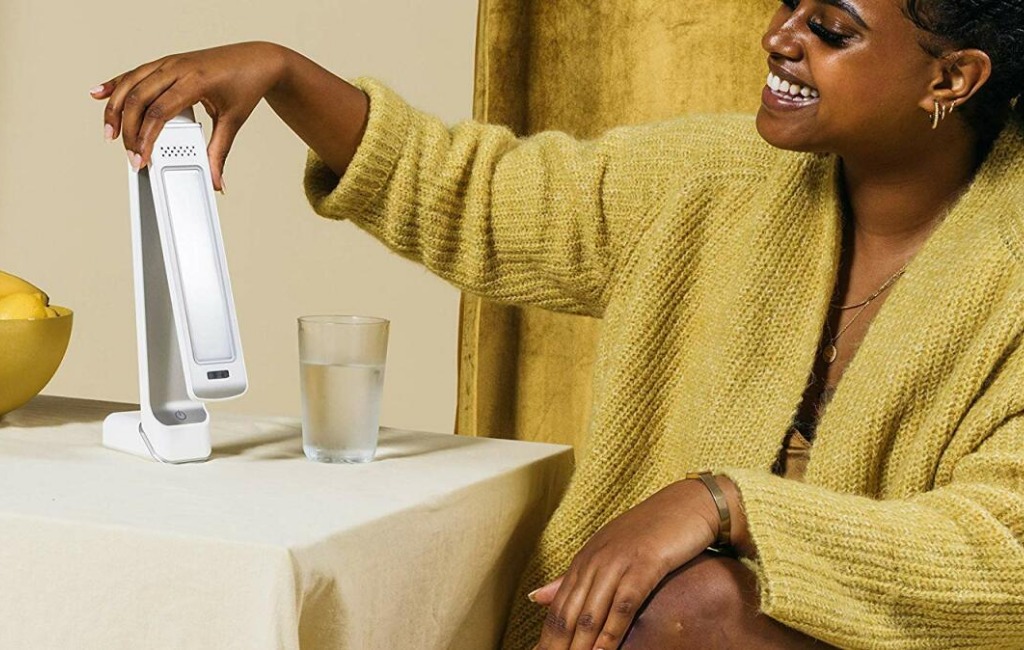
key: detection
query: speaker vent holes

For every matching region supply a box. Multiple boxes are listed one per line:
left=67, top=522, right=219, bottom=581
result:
left=158, top=145, right=197, bottom=159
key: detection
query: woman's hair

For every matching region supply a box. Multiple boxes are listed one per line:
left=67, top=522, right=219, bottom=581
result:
left=904, top=0, right=1024, bottom=140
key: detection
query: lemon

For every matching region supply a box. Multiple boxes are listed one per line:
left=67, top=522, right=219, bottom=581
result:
left=43, top=306, right=60, bottom=318
left=0, top=270, right=48, bottom=304
left=0, top=292, right=49, bottom=320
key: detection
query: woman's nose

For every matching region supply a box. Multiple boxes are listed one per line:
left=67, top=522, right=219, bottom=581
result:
left=762, top=15, right=803, bottom=61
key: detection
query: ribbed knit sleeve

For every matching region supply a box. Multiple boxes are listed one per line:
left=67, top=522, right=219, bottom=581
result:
left=303, top=78, right=752, bottom=317
left=720, top=414, right=1024, bottom=649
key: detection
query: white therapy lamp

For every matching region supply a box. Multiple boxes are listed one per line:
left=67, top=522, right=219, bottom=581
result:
left=103, top=107, right=248, bottom=463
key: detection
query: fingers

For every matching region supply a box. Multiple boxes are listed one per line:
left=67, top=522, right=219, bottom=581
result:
left=207, top=113, right=241, bottom=192
left=546, top=570, right=592, bottom=648
left=90, top=83, right=116, bottom=142
left=121, top=67, right=183, bottom=164
left=592, top=582, right=648, bottom=650
left=532, top=575, right=564, bottom=606
left=91, top=76, right=123, bottom=141
left=101, top=61, right=164, bottom=145
left=535, top=566, right=596, bottom=650
left=567, top=573, right=619, bottom=650
left=535, top=564, right=655, bottom=650
left=538, top=573, right=578, bottom=649
left=89, top=83, right=112, bottom=100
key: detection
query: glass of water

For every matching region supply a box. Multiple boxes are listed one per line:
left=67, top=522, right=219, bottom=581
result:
left=298, top=315, right=389, bottom=463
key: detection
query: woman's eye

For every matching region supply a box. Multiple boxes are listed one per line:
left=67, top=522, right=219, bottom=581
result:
left=777, top=0, right=854, bottom=47
left=809, top=20, right=852, bottom=46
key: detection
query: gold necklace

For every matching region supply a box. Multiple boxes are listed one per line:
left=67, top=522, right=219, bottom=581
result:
left=830, top=264, right=908, bottom=310
left=821, top=264, right=908, bottom=364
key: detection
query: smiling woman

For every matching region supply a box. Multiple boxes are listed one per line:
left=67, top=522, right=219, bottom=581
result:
left=92, top=0, right=1024, bottom=647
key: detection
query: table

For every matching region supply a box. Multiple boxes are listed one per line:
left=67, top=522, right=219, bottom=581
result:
left=0, top=396, right=573, bottom=650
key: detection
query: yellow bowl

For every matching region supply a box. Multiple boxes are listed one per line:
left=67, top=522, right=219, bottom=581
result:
left=0, top=307, right=73, bottom=418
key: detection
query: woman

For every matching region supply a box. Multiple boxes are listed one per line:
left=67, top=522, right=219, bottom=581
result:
left=92, top=0, right=1024, bottom=647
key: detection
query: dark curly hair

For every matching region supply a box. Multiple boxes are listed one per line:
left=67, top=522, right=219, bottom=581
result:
left=903, top=0, right=1024, bottom=142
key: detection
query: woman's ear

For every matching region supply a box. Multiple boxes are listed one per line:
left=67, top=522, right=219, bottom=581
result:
left=920, top=48, right=992, bottom=111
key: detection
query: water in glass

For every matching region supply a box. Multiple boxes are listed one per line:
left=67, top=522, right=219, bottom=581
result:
left=300, top=360, right=385, bottom=463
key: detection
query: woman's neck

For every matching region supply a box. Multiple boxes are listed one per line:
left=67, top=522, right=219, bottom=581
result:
left=838, top=120, right=985, bottom=257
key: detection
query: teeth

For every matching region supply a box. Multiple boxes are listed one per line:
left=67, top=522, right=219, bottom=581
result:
left=766, top=73, right=819, bottom=99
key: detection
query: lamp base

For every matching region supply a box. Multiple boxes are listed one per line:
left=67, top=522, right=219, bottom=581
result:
left=102, top=411, right=211, bottom=463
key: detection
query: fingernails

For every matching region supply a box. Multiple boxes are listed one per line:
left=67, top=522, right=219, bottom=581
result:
left=89, top=85, right=104, bottom=95
left=218, top=178, right=226, bottom=195
left=127, top=151, right=143, bottom=171
left=526, top=588, right=539, bottom=602
left=104, top=124, right=114, bottom=142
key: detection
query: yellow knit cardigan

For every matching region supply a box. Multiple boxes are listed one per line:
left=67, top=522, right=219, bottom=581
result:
left=304, top=79, right=1024, bottom=649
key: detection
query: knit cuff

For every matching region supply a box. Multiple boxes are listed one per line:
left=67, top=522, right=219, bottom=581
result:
left=717, top=467, right=888, bottom=645
left=303, top=77, right=411, bottom=222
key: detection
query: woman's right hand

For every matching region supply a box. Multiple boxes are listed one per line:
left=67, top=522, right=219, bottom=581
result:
left=90, top=41, right=290, bottom=191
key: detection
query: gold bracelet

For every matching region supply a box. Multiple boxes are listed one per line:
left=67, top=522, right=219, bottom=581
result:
left=685, top=471, right=731, bottom=548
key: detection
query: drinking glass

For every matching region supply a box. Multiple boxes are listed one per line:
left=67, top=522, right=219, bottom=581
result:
left=298, top=315, right=389, bottom=463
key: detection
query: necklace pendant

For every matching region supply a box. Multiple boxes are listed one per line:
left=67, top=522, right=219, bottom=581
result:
left=822, top=344, right=838, bottom=364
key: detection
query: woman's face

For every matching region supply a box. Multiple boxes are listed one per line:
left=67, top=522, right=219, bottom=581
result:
left=756, top=0, right=940, bottom=155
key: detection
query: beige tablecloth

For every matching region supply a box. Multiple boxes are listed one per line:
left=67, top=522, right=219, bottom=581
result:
left=0, top=397, right=573, bottom=650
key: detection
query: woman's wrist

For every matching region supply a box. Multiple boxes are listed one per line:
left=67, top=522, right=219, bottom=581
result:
left=716, top=477, right=754, bottom=558
left=263, top=44, right=370, bottom=178
left=680, top=474, right=753, bottom=559
left=685, top=472, right=732, bottom=547
left=263, top=42, right=299, bottom=104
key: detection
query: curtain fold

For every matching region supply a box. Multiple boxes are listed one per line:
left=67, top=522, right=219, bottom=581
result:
left=458, top=0, right=778, bottom=447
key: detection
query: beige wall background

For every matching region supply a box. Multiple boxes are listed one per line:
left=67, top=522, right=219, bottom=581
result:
left=0, top=0, right=477, bottom=433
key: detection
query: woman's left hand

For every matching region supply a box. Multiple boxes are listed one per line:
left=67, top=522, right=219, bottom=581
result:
left=529, top=478, right=723, bottom=650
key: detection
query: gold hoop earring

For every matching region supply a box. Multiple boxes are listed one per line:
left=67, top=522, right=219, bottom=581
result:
left=931, top=98, right=958, bottom=130
left=932, top=99, right=943, bottom=129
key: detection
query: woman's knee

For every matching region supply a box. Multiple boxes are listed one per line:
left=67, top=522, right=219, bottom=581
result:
left=621, top=552, right=758, bottom=649
left=620, top=552, right=831, bottom=649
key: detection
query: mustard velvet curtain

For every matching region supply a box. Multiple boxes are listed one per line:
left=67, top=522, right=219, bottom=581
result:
left=458, top=0, right=778, bottom=447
